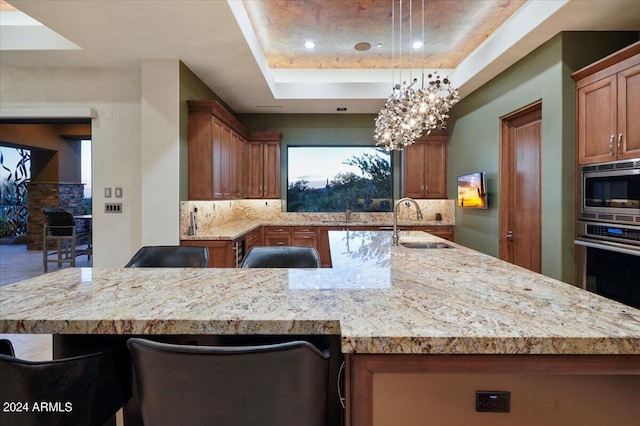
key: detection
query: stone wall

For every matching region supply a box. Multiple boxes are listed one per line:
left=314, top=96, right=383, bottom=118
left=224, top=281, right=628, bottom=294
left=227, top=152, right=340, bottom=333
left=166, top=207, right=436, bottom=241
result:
left=27, top=182, right=86, bottom=250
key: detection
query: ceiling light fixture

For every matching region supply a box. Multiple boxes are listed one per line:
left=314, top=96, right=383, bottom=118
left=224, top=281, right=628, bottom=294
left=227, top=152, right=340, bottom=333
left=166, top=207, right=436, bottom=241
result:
left=304, top=41, right=316, bottom=49
left=374, top=0, right=459, bottom=151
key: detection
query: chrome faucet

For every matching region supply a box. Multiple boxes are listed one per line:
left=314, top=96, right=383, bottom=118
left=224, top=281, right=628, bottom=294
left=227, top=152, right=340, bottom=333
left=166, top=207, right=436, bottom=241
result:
left=392, top=198, right=423, bottom=246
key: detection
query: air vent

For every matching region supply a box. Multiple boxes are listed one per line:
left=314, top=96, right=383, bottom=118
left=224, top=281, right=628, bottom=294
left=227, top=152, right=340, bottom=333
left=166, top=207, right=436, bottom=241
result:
left=583, top=165, right=598, bottom=172
left=615, top=215, right=634, bottom=223
left=582, top=213, right=597, bottom=220
left=598, top=214, right=614, bottom=221
left=598, top=163, right=615, bottom=171
left=614, top=161, right=635, bottom=169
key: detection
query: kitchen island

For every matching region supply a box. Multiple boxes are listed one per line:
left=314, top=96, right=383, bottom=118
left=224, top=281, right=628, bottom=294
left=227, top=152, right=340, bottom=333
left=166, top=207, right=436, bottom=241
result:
left=2, top=230, right=640, bottom=425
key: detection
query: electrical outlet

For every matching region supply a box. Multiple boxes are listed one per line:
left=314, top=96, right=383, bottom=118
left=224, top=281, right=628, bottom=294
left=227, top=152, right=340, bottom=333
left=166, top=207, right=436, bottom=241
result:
left=476, top=391, right=510, bottom=413
left=104, top=203, right=122, bottom=213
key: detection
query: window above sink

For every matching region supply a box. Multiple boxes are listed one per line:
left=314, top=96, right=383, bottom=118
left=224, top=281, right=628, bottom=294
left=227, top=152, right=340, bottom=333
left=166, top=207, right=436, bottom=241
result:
left=287, top=146, right=393, bottom=213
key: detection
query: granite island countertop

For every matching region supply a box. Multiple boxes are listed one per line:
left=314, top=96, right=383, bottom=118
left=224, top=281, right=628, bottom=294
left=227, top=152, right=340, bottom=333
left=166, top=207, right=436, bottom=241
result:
left=2, top=231, right=639, bottom=355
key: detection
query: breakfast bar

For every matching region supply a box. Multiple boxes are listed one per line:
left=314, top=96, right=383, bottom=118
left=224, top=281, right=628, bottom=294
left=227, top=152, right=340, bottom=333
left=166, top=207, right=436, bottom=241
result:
left=2, top=230, right=640, bottom=425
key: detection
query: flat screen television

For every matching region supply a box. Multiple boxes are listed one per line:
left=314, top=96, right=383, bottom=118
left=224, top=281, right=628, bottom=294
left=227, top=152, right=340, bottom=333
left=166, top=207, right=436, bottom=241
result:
left=457, top=171, right=487, bottom=209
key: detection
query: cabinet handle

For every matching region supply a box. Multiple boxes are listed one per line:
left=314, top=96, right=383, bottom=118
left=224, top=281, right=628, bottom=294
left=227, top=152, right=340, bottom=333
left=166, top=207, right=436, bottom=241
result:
left=425, top=184, right=429, bottom=193
left=275, top=242, right=284, bottom=245
left=609, top=135, right=615, bottom=156
left=618, top=133, right=622, bottom=154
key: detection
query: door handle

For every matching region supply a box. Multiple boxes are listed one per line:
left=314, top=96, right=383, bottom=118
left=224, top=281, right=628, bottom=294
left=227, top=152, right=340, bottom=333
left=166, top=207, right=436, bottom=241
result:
left=618, top=133, right=622, bottom=154
left=506, top=231, right=514, bottom=241
left=609, top=135, right=615, bottom=156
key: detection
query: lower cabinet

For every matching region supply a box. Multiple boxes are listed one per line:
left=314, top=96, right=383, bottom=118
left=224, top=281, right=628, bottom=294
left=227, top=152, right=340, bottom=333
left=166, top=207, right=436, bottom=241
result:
left=181, top=240, right=235, bottom=268
left=244, top=227, right=262, bottom=253
left=264, top=226, right=291, bottom=246
left=291, top=227, right=318, bottom=248
left=412, top=226, right=455, bottom=241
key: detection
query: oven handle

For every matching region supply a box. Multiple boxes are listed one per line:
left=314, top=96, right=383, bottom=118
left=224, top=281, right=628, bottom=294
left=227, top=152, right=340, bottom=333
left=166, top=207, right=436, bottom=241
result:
left=574, top=239, right=640, bottom=257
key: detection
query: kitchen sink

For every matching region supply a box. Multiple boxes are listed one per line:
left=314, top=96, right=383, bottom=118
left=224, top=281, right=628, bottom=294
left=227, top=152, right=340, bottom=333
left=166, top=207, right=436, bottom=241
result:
left=400, top=242, right=453, bottom=249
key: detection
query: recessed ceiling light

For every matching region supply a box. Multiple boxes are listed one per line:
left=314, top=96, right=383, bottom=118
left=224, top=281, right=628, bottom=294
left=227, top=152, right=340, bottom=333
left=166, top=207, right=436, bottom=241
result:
left=412, top=41, right=423, bottom=49
left=354, top=42, right=371, bottom=51
left=304, top=41, right=316, bottom=49
left=376, top=43, right=383, bottom=48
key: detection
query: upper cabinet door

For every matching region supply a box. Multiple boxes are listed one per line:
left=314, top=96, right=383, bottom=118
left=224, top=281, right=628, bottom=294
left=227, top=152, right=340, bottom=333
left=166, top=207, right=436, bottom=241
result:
left=577, top=75, right=618, bottom=164
left=573, top=43, right=640, bottom=165
left=262, top=141, right=281, bottom=199
left=247, top=131, right=282, bottom=199
left=211, top=117, right=225, bottom=199
left=402, top=135, right=447, bottom=199
left=187, top=112, right=213, bottom=199
left=247, top=142, right=265, bottom=198
left=424, top=137, right=447, bottom=199
left=403, top=142, right=425, bottom=198
left=618, top=63, right=640, bottom=160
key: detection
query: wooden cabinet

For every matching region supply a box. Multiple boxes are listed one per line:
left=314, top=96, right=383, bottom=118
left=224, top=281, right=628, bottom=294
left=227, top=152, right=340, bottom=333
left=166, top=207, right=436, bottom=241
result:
left=244, top=227, right=262, bottom=253
left=291, top=226, right=318, bottom=248
left=187, top=100, right=249, bottom=200
left=573, top=42, right=640, bottom=164
left=264, top=226, right=291, bottom=246
left=230, top=131, right=246, bottom=198
left=403, top=134, right=448, bottom=198
left=247, top=131, right=282, bottom=199
left=181, top=239, right=235, bottom=268
left=412, top=225, right=455, bottom=241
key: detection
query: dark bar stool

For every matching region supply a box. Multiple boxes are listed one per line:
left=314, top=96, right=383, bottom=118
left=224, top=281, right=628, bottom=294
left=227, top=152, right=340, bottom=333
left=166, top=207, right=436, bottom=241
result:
left=0, top=340, right=131, bottom=426
left=128, top=338, right=329, bottom=426
left=241, top=246, right=320, bottom=268
left=124, top=245, right=209, bottom=268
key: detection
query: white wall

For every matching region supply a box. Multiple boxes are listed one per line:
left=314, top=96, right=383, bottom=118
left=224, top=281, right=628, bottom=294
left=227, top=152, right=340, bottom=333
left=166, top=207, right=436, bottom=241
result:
left=0, top=66, right=143, bottom=266
left=141, top=59, right=181, bottom=245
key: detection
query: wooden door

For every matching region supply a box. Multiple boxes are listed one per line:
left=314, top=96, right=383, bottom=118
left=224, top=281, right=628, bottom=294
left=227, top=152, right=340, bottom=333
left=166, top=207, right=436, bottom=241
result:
left=187, top=112, right=213, bottom=199
left=424, top=137, right=447, bottom=198
left=403, top=142, right=425, bottom=198
left=618, top=63, right=640, bottom=160
left=500, top=102, right=542, bottom=273
left=263, top=141, right=280, bottom=198
left=234, top=134, right=246, bottom=198
left=577, top=75, right=617, bottom=164
left=247, top=142, right=264, bottom=198
left=219, top=124, right=232, bottom=198
left=211, top=117, right=224, bottom=199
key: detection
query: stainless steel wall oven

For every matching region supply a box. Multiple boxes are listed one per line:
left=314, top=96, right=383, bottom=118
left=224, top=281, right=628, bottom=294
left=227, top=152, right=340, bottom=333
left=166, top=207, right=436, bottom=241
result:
left=576, top=159, right=640, bottom=309
left=579, top=158, right=640, bottom=224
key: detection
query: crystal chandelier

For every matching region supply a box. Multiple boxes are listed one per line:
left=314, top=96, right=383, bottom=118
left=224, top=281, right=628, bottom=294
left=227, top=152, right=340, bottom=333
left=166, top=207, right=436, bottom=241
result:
left=375, top=0, right=460, bottom=151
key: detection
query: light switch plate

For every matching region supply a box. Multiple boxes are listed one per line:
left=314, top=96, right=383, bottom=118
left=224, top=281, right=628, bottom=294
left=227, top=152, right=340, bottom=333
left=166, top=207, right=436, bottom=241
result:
left=104, top=187, right=112, bottom=198
left=115, top=187, right=122, bottom=198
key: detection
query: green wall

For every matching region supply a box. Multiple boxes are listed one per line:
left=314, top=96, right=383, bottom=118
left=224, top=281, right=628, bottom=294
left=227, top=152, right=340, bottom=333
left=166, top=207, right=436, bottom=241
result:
left=447, top=32, right=638, bottom=283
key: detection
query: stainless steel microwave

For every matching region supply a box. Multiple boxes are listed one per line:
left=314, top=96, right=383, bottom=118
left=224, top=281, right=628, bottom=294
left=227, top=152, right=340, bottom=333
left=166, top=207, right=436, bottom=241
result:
left=580, top=158, right=640, bottom=224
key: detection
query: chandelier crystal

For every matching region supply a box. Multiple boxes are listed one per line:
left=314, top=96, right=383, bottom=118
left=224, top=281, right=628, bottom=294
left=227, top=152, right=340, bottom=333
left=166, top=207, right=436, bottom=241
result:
left=375, top=1, right=460, bottom=151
